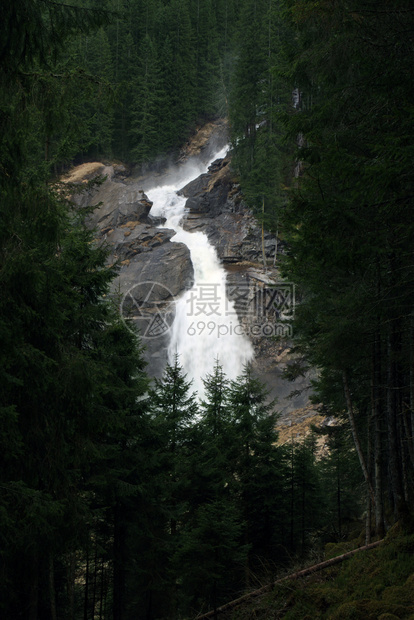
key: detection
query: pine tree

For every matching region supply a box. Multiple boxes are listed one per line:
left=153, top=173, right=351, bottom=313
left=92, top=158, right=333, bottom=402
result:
left=229, top=0, right=293, bottom=240
left=190, top=0, right=221, bottom=119
left=279, top=0, right=414, bottom=526
left=227, top=365, right=287, bottom=580
left=148, top=355, right=199, bottom=615
left=317, top=421, right=364, bottom=541
left=82, top=27, right=114, bottom=158
left=170, top=362, right=247, bottom=615
left=287, top=434, right=325, bottom=554
left=130, top=33, right=164, bottom=162
left=161, top=0, right=197, bottom=141
left=174, top=498, right=247, bottom=616
left=0, top=3, right=159, bottom=617
left=0, top=190, right=152, bottom=618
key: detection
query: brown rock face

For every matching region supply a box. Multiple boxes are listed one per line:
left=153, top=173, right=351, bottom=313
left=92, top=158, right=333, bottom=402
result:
left=176, top=153, right=315, bottom=417
left=67, top=162, right=194, bottom=378
left=179, top=156, right=281, bottom=265
left=66, top=122, right=314, bottom=420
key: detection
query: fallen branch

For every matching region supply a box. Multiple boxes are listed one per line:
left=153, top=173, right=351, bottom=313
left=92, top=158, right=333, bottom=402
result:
left=194, top=539, right=384, bottom=619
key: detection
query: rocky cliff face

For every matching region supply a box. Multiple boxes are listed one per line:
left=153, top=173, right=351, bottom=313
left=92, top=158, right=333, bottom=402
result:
left=177, top=152, right=316, bottom=420
left=66, top=121, right=315, bottom=423
left=180, top=156, right=279, bottom=264
left=67, top=162, right=195, bottom=377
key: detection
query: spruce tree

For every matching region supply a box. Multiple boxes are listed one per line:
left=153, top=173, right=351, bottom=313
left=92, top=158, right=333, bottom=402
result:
left=148, top=355, right=199, bottom=615
left=279, top=0, right=414, bottom=526
left=227, top=366, right=287, bottom=579
left=130, top=33, right=164, bottom=162
left=0, top=3, right=158, bottom=617
left=171, top=362, right=247, bottom=615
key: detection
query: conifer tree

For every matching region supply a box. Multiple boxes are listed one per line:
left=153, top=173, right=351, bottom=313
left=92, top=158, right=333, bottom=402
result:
left=161, top=0, right=197, bottom=140
left=0, top=3, right=158, bottom=618
left=317, top=421, right=364, bottom=541
left=171, top=362, right=247, bottom=615
left=287, top=434, right=325, bottom=554
left=130, top=33, right=164, bottom=162
left=81, top=27, right=114, bottom=158
left=279, top=0, right=414, bottom=526
left=148, top=355, right=199, bottom=615
left=227, top=366, right=287, bottom=579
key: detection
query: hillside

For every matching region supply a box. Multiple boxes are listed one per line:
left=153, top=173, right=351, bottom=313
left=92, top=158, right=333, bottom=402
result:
left=197, top=527, right=414, bottom=620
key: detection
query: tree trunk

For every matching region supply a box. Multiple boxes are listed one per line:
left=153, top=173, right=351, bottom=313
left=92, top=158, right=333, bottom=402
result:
left=365, top=491, right=371, bottom=545
left=113, top=501, right=127, bottom=620
left=67, top=553, right=76, bottom=620
left=49, top=554, right=57, bottom=620
left=410, top=314, right=414, bottom=455
left=386, top=328, right=408, bottom=520
left=301, top=478, right=306, bottom=552
left=99, top=559, right=105, bottom=620
left=273, top=223, right=278, bottom=267
left=402, top=405, right=414, bottom=468
left=213, top=548, right=218, bottom=620
left=372, top=334, right=385, bottom=537
left=27, top=548, right=39, bottom=620
left=92, top=544, right=98, bottom=619
left=84, top=546, right=90, bottom=620
left=289, top=435, right=294, bottom=550
left=336, top=456, right=342, bottom=538
left=261, top=197, right=267, bottom=272
left=343, top=370, right=376, bottom=507
left=374, top=399, right=385, bottom=537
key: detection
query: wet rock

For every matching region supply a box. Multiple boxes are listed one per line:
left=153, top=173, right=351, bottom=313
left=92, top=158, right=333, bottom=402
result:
left=71, top=169, right=153, bottom=229
left=113, top=241, right=193, bottom=300
left=178, top=157, right=315, bottom=413
left=67, top=161, right=195, bottom=379
left=181, top=157, right=279, bottom=264
left=113, top=241, right=194, bottom=378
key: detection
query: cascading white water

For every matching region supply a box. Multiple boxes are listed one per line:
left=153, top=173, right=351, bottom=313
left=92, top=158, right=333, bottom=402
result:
left=147, top=147, right=254, bottom=397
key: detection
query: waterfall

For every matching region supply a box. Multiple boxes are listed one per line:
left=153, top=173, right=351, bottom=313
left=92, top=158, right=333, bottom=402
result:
left=146, top=147, right=254, bottom=397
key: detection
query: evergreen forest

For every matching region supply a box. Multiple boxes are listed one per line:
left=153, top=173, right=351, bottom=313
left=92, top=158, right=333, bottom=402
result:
left=1, top=1, right=414, bottom=618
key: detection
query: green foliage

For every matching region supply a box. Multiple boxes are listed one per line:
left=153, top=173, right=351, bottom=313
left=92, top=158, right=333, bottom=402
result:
left=2, top=0, right=244, bottom=169
left=227, top=366, right=290, bottom=574
left=0, top=3, right=155, bottom=618
left=174, top=498, right=247, bottom=615
left=286, top=434, right=326, bottom=554
left=229, top=13, right=414, bottom=552
left=175, top=361, right=247, bottom=613
left=229, top=0, right=294, bottom=229
left=316, top=422, right=364, bottom=541
left=78, top=0, right=240, bottom=164
left=1, top=0, right=113, bottom=73
left=130, top=34, right=164, bottom=162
